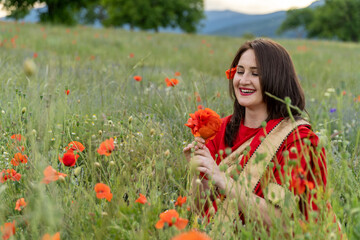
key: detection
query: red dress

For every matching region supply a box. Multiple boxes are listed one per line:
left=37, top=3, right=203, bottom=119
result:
left=204, top=115, right=327, bottom=219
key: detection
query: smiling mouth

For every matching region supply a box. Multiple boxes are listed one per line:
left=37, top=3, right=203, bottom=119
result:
left=239, top=88, right=256, bottom=95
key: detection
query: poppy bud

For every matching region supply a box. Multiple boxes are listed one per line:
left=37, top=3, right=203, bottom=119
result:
left=74, top=166, right=82, bottom=176
left=98, top=130, right=102, bottom=135
left=94, top=162, right=101, bottom=168
left=128, top=116, right=133, bottom=124
left=21, top=107, right=26, bottom=114
left=23, top=58, right=37, bottom=76
left=109, top=161, right=115, bottom=166
left=58, top=175, right=66, bottom=182
left=164, top=149, right=170, bottom=157
left=32, top=129, right=37, bottom=135
left=195, top=178, right=202, bottom=185
left=150, top=128, right=155, bottom=136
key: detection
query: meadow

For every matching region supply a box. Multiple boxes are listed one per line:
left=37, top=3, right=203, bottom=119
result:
left=0, top=21, right=359, bottom=239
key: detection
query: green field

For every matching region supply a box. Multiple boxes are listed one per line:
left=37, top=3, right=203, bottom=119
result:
left=0, top=21, right=359, bottom=239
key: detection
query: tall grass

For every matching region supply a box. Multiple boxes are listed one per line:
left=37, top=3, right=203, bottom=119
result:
left=0, top=21, right=359, bottom=239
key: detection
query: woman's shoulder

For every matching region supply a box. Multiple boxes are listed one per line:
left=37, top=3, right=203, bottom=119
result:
left=285, top=119, right=319, bottom=146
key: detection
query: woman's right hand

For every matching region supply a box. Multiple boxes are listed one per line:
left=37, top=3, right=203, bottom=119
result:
left=183, top=137, right=206, bottom=162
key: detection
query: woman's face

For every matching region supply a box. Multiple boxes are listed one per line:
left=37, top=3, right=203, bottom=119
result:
left=233, top=49, right=266, bottom=113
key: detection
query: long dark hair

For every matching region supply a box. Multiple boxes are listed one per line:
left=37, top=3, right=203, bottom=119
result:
left=225, top=38, right=305, bottom=147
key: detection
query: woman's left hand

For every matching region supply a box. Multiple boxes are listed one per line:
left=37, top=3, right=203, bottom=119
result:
left=191, top=146, right=226, bottom=190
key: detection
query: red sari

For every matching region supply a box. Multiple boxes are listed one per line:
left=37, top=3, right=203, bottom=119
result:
left=204, top=115, right=327, bottom=220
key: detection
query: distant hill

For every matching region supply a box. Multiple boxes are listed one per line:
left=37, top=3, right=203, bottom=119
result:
left=0, top=0, right=324, bottom=38
left=198, top=0, right=324, bottom=38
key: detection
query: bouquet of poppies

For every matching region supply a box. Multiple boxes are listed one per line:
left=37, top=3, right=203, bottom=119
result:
left=184, top=108, right=222, bottom=144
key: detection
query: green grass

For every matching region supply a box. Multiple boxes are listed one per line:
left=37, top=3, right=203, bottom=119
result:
left=0, top=21, right=359, bottom=239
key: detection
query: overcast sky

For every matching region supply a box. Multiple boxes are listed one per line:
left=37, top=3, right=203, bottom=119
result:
left=0, top=0, right=318, bottom=18
left=205, top=0, right=317, bottom=14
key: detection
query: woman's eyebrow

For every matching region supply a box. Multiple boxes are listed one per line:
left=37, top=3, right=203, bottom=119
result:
left=237, top=65, right=257, bottom=70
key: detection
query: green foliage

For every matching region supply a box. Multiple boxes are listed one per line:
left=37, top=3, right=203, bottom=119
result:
left=101, top=0, right=204, bottom=33
left=278, top=0, right=360, bottom=42
left=1, top=0, right=98, bottom=25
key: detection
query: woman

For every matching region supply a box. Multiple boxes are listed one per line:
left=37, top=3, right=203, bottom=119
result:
left=183, top=39, right=330, bottom=231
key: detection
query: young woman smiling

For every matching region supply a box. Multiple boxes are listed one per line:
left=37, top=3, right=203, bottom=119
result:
left=184, top=39, right=339, bottom=235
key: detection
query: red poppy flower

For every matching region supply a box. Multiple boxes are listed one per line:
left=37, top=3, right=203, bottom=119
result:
left=11, top=134, right=24, bottom=142
left=184, top=108, right=222, bottom=143
left=174, top=196, right=187, bottom=207
left=97, top=138, right=115, bottom=156
left=33, top=52, right=38, bottom=58
left=171, top=230, right=211, bottom=240
left=15, top=198, right=27, bottom=211
left=65, top=141, right=85, bottom=152
left=155, top=209, right=188, bottom=230
left=0, top=221, right=16, bottom=240
left=225, top=67, right=236, bottom=80
left=165, top=78, right=179, bottom=87
left=65, top=89, right=70, bottom=95
left=133, top=76, right=142, bottom=82
left=11, top=152, right=28, bottom=166
left=135, top=193, right=148, bottom=205
left=41, top=166, right=67, bottom=184
left=59, top=151, right=79, bottom=167
left=289, top=166, right=315, bottom=195
left=129, top=53, right=134, bottom=58
left=94, top=183, right=113, bottom=202
left=197, top=105, right=204, bottom=110
left=174, top=72, right=181, bottom=76
left=0, top=169, right=21, bottom=183
left=42, top=232, right=60, bottom=240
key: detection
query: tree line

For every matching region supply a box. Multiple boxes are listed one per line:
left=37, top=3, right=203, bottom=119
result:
left=0, top=0, right=204, bottom=33
left=278, top=0, right=360, bottom=42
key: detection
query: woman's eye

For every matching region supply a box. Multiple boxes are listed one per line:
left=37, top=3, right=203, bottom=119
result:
left=252, top=73, right=259, bottom=76
left=237, top=71, right=244, bottom=75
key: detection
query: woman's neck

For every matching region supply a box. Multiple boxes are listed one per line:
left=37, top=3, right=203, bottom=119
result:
left=243, top=108, right=268, bottom=128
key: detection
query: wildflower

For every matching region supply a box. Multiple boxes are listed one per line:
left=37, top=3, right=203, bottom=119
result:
left=155, top=209, right=188, bottom=230
left=23, top=58, right=37, bottom=76
left=0, top=221, right=16, bottom=240
left=33, top=52, right=38, bottom=58
left=11, top=134, right=24, bottom=142
left=97, top=138, right=115, bottom=156
left=0, top=169, right=21, bottom=183
left=342, top=91, right=346, bottom=96
left=41, top=232, right=60, bottom=240
left=329, top=108, right=336, bottom=113
left=59, top=151, right=79, bottom=167
left=135, top=193, right=148, bottom=205
left=10, top=152, right=28, bottom=166
left=65, top=141, right=85, bottom=152
left=42, top=166, right=67, bottom=184
left=164, top=149, right=170, bottom=157
left=174, top=71, right=181, bottom=76
left=196, top=95, right=201, bottom=102
left=15, top=198, right=27, bottom=211
left=185, top=108, right=222, bottom=143
left=225, top=67, right=236, bottom=80
left=65, top=89, right=70, bottom=95
left=165, top=78, right=179, bottom=87
left=90, top=55, right=95, bottom=60
left=174, top=196, right=187, bottom=207
left=129, top=53, right=134, bottom=58
left=94, top=183, right=113, bottom=202
left=197, top=105, right=204, bottom=110
left=133, top=76, right=142, bottom=82
left=289, top=166, right=314, bottom=195
left=171, top=230, right=211, bottom=240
